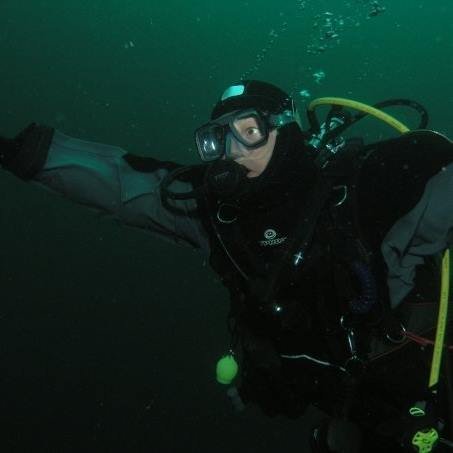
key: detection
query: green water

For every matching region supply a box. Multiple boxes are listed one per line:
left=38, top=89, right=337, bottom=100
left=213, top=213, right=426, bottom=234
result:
left=0, top=1, right=452, bottom=451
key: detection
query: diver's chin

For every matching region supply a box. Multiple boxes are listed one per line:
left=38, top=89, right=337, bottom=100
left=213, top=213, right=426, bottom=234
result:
left=236, top=163, right=260, bottom=178
left=246, top=170, right=260, bottom=178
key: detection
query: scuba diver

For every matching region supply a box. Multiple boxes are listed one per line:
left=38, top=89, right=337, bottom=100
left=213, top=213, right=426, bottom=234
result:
left=1, top=80, right=453, bottom=452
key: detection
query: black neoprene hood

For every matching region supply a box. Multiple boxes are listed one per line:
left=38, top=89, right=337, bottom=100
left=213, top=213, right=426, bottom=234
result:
left=211, top=80, right=294, bottom=120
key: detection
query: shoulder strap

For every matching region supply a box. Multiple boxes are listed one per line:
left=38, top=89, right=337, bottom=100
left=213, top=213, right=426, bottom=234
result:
left=256, top=172, right=335, bottom=305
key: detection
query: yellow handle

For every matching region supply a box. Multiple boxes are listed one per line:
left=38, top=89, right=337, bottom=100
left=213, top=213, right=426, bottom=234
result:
left=429, top=249, right=450, bottom=388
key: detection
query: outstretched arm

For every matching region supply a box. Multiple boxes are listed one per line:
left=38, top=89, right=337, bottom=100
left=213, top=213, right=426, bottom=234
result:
left=382, top=162, right=453, bottom=308
left=0, top=124, right=209, bottom=255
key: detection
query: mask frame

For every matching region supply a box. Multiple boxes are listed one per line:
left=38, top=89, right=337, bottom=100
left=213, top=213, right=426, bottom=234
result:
left=195, top=108, right=297, bottom=162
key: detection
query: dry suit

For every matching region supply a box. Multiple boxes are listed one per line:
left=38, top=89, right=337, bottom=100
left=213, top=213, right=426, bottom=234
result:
left=1, top=122, right=453, bottom=450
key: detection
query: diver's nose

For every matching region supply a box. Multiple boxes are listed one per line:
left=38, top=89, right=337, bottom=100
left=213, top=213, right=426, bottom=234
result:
left=227, top=135, right=245, bottom=160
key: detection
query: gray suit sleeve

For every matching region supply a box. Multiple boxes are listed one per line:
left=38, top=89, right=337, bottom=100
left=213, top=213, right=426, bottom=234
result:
left=32, top=130, right=210, bottom=255
left=381, top=163, right=453, bottom=307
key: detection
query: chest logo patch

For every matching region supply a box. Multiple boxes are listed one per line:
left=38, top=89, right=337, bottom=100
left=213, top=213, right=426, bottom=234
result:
left=264, top=229, right=277, bottom=239
left=260, top=228, right=287, bottom=247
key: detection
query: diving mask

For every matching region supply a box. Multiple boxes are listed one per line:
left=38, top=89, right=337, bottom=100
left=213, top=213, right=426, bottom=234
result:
left=195, top=108, right=296, bottom=162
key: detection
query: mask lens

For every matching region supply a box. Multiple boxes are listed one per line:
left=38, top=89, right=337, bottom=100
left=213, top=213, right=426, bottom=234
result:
left=231, top=114, right=266, bottom=146
left=195, top=124, right=225, bottom=161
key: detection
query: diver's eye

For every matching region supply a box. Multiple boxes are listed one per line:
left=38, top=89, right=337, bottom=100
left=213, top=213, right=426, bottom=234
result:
left=245, top=127, right=260, bottom=137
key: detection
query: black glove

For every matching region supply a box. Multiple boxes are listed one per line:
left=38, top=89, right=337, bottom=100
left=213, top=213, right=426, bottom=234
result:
left=0, top=135, right=20, bottom=167
left=0, top=123, right=54, bottom=179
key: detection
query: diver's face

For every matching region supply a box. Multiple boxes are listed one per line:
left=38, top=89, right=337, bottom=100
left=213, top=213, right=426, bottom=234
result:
left=229, top=129, right=277, bottom=178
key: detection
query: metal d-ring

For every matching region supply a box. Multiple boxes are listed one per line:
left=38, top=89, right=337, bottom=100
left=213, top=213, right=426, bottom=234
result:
left=332, top=185, right=348, bottom=207
left=385, top=322, right=407, bottom=344
left=217, top=203, right=238, bottom=224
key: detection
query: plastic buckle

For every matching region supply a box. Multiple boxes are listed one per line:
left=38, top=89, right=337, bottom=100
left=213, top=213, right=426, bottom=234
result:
left=412, top=428, right=439, bottom=453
